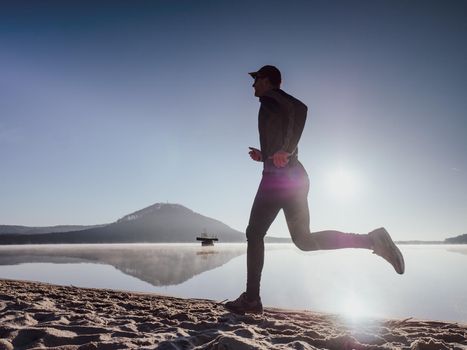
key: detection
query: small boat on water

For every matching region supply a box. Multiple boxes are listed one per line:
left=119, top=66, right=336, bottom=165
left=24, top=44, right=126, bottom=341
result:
left=196, top=230, right=219, bottom=246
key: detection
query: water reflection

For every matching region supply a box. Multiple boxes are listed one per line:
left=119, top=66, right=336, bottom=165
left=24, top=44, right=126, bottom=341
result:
left=0, top=244, right=247, bottom=286
left=445, top=246, right=467, bottom=256
left=0, top=244, right=466, bottom=321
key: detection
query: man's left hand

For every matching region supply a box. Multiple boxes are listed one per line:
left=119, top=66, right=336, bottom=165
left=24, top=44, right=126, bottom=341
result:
left=271, top=150, right=290, bottom=168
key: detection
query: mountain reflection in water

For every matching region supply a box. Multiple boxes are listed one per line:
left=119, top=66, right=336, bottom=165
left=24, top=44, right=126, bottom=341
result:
left=0, top=244, right=247, bottom=286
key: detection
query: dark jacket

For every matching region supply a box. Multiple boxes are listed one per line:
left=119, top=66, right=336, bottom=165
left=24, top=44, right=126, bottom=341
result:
left=258, top=88, right=308, bottom=162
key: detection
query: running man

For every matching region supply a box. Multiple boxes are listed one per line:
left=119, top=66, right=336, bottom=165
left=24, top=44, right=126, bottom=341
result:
left=225, top=65, right=405, bottom=315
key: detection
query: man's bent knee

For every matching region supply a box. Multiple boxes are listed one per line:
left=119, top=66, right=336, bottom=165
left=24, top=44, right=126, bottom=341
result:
left=292, top=233, right=320, bottom=251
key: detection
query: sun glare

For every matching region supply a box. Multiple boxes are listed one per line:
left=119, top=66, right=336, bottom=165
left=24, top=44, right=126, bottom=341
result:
left=341, top=294, right=369, bottom=320
left=325, top=167, right=360, bottom=200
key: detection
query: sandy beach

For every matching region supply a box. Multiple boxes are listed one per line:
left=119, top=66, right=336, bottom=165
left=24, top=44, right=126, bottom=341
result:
left=0, top=279, right=466, bottom=349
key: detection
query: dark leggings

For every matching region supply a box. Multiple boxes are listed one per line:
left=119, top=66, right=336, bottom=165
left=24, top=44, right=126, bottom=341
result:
left=246, top=162, right=370, bottom=299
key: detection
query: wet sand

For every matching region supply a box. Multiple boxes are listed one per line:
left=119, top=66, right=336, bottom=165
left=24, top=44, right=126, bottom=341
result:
left=0, top=279, right=466, bottom=349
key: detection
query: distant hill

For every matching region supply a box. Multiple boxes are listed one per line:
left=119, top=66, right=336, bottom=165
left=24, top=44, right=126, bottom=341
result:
left=396, top=233, right=467, bottom=245
left=395, top=240, right=444, bottom=245
left=445, top=233, right=467, bottom=244
left=0, top=203, right=289, bottom=244
left=0, top=224, right=105, bottom=235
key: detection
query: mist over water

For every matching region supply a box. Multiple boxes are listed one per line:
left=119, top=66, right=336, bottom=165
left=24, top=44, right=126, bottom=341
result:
left=0, top=243, right=466, bottom=322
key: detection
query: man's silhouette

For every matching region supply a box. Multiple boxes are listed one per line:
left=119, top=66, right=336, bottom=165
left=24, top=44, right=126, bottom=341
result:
left=225, top=65, right=405, bottom=315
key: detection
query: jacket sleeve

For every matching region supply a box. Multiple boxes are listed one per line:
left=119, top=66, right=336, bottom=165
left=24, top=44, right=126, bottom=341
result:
left=263, top=90, right=307, bottom=154
left=281, top=100, right=296, bottom=153
left=283, top=100, right=307, bottom=154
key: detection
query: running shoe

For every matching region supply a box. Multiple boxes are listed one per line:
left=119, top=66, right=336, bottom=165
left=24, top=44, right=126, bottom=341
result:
left=369, top=227, right=405, bottom=274
left=224, top=292, right=263, bottom=315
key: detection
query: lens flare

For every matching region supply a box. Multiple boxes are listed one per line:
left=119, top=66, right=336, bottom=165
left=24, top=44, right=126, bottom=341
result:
left=341, top=293, right=370, bottom=320
left=325, top=167, right=360, bottom=201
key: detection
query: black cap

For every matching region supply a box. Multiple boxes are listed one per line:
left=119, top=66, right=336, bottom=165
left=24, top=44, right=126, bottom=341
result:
left=248, top=65, right=281, bottom=86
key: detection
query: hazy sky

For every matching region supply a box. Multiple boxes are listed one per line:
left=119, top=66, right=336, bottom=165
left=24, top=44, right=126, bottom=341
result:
left=1, top=1, right=466, bottom=240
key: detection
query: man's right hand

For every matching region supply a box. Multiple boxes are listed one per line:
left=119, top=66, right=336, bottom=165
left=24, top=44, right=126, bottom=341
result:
left=248, top=147, right=262, bottom=162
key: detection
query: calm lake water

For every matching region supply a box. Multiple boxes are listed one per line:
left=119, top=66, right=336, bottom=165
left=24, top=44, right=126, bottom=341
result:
left=0, top=243, right=466, bottom=323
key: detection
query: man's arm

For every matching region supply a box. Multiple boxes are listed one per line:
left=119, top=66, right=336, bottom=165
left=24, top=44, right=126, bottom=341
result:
left=263, top=90, right=307, bottom=154
left=282, top=100, right=307, bottom=155
left=262, top=90, right=308, bottom=167
left=265, top=90, right=307, bottom=154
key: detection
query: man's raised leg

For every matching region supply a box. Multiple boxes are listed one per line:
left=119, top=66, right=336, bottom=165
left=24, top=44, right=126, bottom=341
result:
left=283, top=180, right=404, bottom=273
